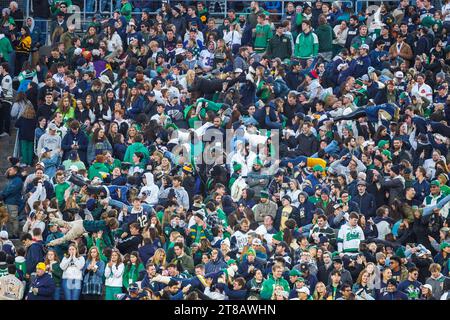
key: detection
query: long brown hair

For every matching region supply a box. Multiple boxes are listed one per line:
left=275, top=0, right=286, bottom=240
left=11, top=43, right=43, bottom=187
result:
left=87, top=246, right=101, bottom=262
left=21, top=103, right=36, bottom=119
left=44, top=249, right=61, bottom=265
left=109, top=249, right=123, bottom=266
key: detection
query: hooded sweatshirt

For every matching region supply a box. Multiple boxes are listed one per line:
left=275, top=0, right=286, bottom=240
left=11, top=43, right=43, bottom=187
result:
left=138, top=172, right=159, bottom=206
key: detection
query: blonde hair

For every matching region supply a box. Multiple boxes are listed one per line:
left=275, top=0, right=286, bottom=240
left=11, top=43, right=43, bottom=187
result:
left=151, top=248, right=167, bottom=267
left=186, top=70, right=196, bottom=86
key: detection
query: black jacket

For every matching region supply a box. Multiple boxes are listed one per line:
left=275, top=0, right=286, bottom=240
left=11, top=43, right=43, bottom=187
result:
left=353, top=191, right=377, bottom=218
left=296, top=133, right=318, bottom=157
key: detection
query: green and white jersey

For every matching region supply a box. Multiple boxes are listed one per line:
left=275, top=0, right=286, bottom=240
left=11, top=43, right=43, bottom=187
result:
left=337, top=224, right=365, bottom=254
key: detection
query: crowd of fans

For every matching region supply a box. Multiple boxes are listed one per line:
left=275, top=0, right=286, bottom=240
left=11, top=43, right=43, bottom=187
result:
left=0, top=0, right=449, bottom=301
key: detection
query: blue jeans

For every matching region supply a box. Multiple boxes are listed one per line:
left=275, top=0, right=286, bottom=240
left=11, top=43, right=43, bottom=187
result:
left=62, top=279, right=82, bottom=300
left=280, top=156, right=307, bottom=167
left=311, top=140, right=340, bottom=158
left=33, top=17, right=48, bottom=46
left=53, top=286, right=61, bottom=300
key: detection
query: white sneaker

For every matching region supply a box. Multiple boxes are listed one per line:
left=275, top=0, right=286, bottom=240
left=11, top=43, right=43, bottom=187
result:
left=0, top=132, right=10, bottom=137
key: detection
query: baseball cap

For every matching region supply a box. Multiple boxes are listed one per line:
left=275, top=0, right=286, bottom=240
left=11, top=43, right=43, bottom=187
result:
left=422, top=284, right=432, bottom=292
left=252, top=238, right=262, bottom=246
left=0, top=230, right=8, bottom=239
left=395, top=71, right=404, bottom=78
left=296, top=287, right=310, bottom=295
left=48, top=123, right=57, bottom=131
left=289, top=269, right=302, bottom=277
left=360, top=44, right=370, bottom=50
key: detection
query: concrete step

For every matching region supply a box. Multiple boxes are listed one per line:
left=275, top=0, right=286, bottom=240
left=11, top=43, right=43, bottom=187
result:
left=0, top=125, right=18, bottom=189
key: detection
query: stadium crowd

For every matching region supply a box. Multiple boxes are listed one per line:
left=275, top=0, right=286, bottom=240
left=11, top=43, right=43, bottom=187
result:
left=0, top=0, right=449, bottom=300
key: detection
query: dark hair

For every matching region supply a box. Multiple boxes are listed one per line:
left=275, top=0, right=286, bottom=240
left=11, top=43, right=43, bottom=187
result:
left=1, top=62, right=9, bottom=73
left=8, top=264, right=16, bottom=275
left=20, top=233, right=32, bottom=242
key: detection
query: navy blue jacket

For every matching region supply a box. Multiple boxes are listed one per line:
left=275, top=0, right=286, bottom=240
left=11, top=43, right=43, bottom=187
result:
left=379, top=290, right=409, bottom=300
left=27, top=273, right=56, bottom=300
left=238, top=258, right=266, bottom=280
left=205, top=258, right=227, bottom=274
left=353, top=191, right=377, bottom=218
left=0, top=175, right=23, bottom=205
left=25, top=241, right=46, bottom=275
left=61, top=130, right=89, bottom=163
left=15, top=117, right=37, bottom=141
left=141, top=274, right=166, bottom=292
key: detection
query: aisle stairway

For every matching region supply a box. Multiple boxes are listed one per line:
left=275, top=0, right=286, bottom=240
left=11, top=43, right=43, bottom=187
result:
left=0, top=126, right=17, bottom=189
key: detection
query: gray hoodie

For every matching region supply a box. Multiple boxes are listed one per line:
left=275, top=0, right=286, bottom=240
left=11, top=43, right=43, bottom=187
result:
left=425, top=274, right=446, bottom=300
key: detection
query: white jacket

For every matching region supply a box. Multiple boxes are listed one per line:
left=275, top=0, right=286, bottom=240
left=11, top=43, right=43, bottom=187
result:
left=223, top=30, right=242, bottom=46
left=107, top=32, right=123, bottom=53
left=105, top=263, right=124, bottom=287
left=60, top=256, right=85, bottom=280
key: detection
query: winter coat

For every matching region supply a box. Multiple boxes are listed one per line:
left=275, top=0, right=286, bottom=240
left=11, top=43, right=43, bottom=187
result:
left=0, top=175, right=23, bottom=205
left=15, top=116, right=37, bottom=141
left=353, top=191, right=377, bottom=218
left=27, top=273, right=55, bottom=300
left=61, top=130, right=89, bottom=163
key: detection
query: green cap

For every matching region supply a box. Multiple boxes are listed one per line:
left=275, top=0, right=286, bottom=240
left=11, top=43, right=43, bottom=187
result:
left=382, top=149, right=392, bottom=160
left=289, top=269, right=302, bottom=277
left=377, top=140, right=389, bottom=149
left=233, top=162, right=242, bottom=172
left=331, top=251, right=340, bottom=259
left=273, top=231, right=283, bottom=242
left=430, top=180, right=441, bottom=187
left=295, top=277, right=305, bottom=283
left=440, top=242, right=450, bottom=250
left=312, top=165, right=324, bottom=172
left=260, top=190, right=269, bottom=199
left=247, top=248, right=256, bottom=256
left=227, top=259, right=237, bottom=266
left=399, top=92, right=408, bottom=100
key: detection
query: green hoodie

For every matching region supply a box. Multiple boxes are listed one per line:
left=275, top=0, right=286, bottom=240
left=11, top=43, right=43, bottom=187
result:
left=121, top=1, right=132, bottom=21
left=124, top=142, right=150, bottom=163
left=260, top=273, right=290, bottom=300
left=0, top=35, right=13, bottom=62
left=88, top=162, right=110, bottom=180
left=315, top=24, right=333, bottom=53
left=254, top=23, right=273, bottom=53
left=294, top=31, right=319, bottom=59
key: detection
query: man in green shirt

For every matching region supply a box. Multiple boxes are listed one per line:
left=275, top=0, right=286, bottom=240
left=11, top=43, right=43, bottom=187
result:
left=54, top=171, right=70, bottom=208
left=294, top=20, right=319, bottom=63
left=254, top=14, right=273, bottom=53
left=266, top=23, right=292, bottom=60
left=120, top=0, right=132, bottom=22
